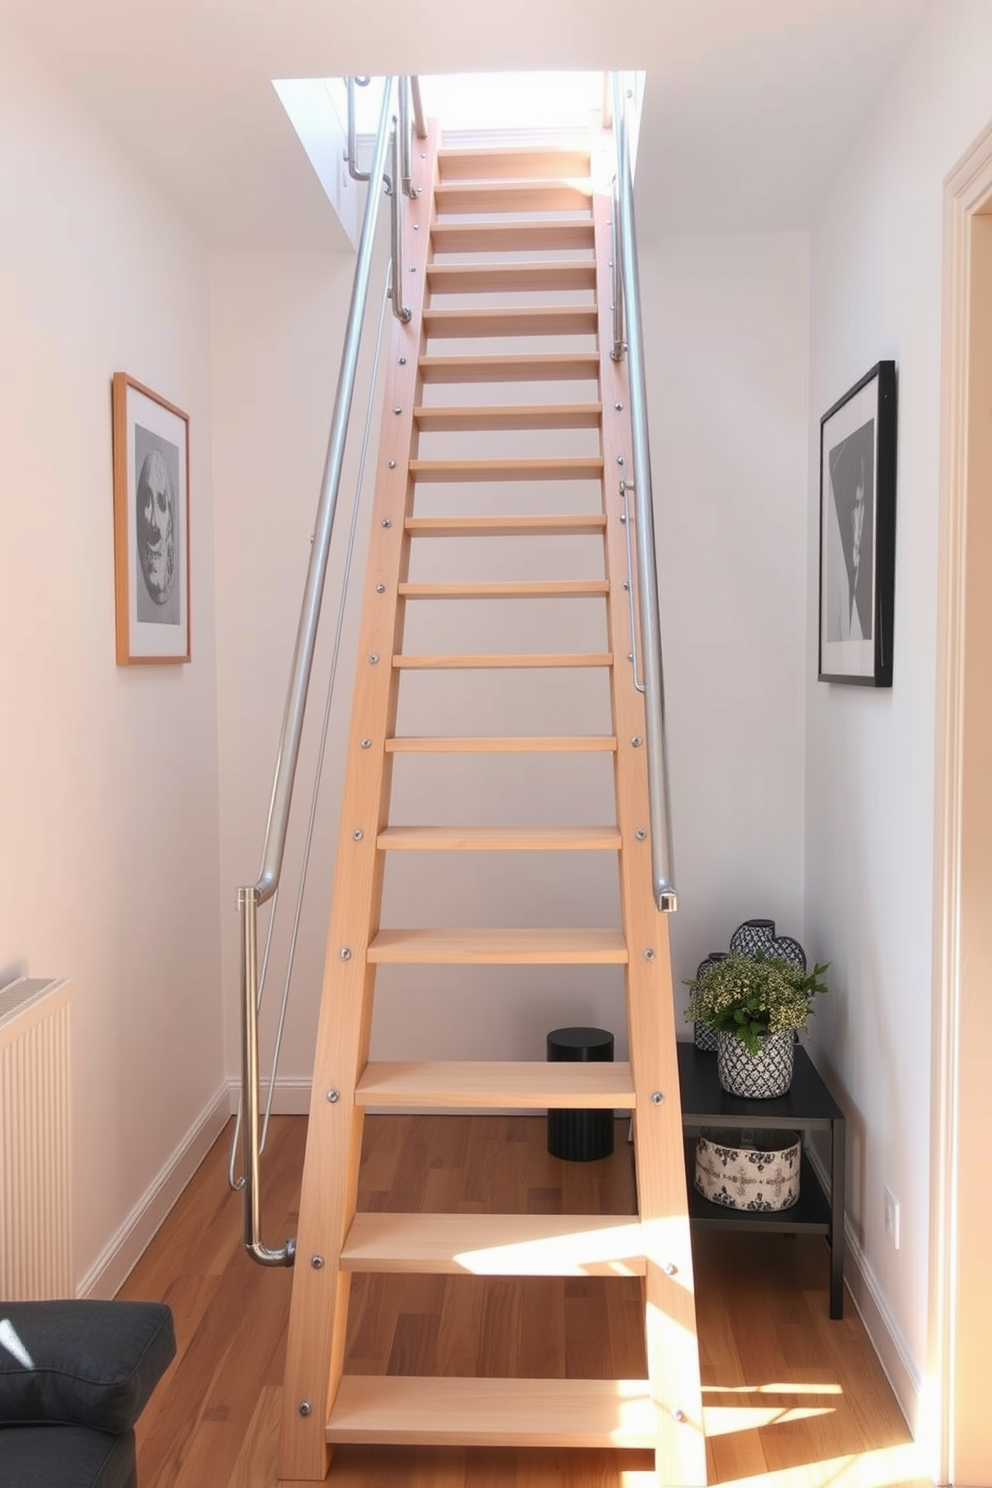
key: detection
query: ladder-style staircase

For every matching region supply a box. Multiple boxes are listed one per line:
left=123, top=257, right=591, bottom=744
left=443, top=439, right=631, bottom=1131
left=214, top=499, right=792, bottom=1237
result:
left=277, top=116, right=706, bottom=1486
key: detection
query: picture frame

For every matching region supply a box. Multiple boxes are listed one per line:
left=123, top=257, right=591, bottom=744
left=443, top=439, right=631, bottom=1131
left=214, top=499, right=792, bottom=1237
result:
left=112, top=372, right=190, bottom=665
left=818, top=360, right=896, bottom=687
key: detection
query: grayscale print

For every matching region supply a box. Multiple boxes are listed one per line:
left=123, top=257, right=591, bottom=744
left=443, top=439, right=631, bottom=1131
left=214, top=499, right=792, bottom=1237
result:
left=134, top=424, right=181, bottom=626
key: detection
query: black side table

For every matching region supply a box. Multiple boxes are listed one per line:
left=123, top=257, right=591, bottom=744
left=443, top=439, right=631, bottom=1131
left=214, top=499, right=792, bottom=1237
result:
left=677, top=1041, right=847, bottom=1319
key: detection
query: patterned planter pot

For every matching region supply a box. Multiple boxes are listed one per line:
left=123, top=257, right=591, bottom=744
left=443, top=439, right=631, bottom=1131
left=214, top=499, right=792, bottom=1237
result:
left=694, top=1127, right=801, bottom=1211
left=716, top=1028, right=794, bottom=1099
left=693, top=1021, right=718, bottom=1052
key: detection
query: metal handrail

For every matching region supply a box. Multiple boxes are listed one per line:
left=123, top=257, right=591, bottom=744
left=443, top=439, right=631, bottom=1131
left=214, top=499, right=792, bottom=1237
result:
left=345, top=76, right=372, bottom=182
left=388, top=118, right=412, bottom=322
left=610, top=173, right=625, bottom=363
left=237, top=76, right=398, bottom=1267
left=610, top=72, right=679, bottom=914
left=399, top=77, right=419, bottom=199
left=410, top=77, right=427, bottom=140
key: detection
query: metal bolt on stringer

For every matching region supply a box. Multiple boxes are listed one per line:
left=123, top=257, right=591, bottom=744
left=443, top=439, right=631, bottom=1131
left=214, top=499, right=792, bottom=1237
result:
left=299, top=1402, right=311, bottom=1418
left=631, top=736, right=643, bottom=747
left=369, top=653, right=380, bottom=665
left=651, top=1091, right=664, bottom=1105
left=382, top=518, right=391, bottom=528
left=399, top=357, right=407, bottom=365
left=360, top=738, right=372, bottom=749
left=339, top=948, right=351, bottom=961
left=352, top=829, right=363, bottom=841
left=376, top=583, right=385, bottom=594
left=326, top=1089, right=340, bottom=1103
left=388, top=460, right=397, bottom=469
left=311, top=1255, right=324, bottom=1269
left=635, top=829, right=647, bottom=840
left=643, top=948, right=655, bottom=960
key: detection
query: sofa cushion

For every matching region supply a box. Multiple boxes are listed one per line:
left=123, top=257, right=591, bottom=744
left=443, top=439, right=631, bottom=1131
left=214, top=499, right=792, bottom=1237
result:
left=0, top=1301, right=175, bottom=1434
left=0, top=1423, right=137, bottom=1488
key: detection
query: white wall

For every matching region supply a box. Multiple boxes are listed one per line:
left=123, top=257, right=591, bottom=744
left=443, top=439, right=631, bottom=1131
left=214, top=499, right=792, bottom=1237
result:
left=0, top=19, right=225, bottom=1294
left=210, top=232, right=810, bottom=1091
left=804, top=0, right=992, bottom=1429
left=211, top=247, right=373, bottom=1093
left=644, top=234, right=810, bottom=992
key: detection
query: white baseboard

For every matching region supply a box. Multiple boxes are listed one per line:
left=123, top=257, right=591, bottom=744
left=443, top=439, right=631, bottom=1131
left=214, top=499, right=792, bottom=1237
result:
left=225, top=1075, right=312, bottom=1116
left=80, top=1085, right=230, bottom=1299
left=806, top=1143, right=923, bottom=1436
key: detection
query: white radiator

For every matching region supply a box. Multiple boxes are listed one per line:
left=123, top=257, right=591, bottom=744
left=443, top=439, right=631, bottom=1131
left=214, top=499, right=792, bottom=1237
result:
left=0, top=977, right=72, bottom=1298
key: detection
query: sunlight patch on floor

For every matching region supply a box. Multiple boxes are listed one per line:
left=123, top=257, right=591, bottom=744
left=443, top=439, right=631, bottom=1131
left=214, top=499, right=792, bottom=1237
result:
left=621, top=1440, right=931, bottom=1487
left=703, top=1404, right=835, bottom=1437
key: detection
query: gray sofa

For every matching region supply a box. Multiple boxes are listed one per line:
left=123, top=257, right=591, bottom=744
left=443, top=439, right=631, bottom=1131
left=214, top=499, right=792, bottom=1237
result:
left=0, top=1300, right=175, bottom=1488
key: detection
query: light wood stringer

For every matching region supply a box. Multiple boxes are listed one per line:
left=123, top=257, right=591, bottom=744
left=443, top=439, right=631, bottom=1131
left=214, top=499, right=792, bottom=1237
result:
left=276, top=119, right=440, bottom=1484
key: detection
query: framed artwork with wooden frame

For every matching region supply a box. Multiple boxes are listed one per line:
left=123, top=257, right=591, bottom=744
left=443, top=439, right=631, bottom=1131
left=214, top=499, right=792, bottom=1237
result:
left=112, top=373, right=190, bottom=665
left=818, top=360, right=897, bottom=686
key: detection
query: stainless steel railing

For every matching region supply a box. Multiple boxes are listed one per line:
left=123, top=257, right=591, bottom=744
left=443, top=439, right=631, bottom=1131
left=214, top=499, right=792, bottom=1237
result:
left=609, top=72, right=679, bottom=914
left=237, top=75, right=410, bottom=1268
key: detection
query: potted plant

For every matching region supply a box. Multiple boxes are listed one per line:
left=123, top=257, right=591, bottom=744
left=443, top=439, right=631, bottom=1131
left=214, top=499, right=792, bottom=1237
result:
left=684, top=951, right=829, bottom=1098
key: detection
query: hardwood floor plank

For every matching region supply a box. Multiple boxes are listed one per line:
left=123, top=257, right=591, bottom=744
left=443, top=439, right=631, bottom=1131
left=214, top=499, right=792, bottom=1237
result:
left=120, top=1115, right=931, bottom=1487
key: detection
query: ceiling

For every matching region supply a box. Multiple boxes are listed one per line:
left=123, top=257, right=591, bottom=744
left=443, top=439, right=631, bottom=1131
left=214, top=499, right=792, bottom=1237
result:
left=1, top=0, right=932, bottom=249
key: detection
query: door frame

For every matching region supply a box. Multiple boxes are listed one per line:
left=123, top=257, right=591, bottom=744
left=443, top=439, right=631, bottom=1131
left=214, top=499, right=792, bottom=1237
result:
left=929, top=116, right=992, bottom=1488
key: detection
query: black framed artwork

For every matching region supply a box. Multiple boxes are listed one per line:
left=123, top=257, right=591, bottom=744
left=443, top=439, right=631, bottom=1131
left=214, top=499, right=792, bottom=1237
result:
left=818, top=360, right=896, bottom=686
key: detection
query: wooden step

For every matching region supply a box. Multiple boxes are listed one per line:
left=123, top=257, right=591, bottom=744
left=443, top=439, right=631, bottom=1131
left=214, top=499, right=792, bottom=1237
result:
left=341, top=1213, right=645, bottom=1276
left=434, top=181, right=592, bottom=216
left=393, top=652, right=613, bottom=670
left=326, top=1375, right=655, bottom=1448
left=385, top=735, right=618, bottom=752
left=431, top=221, right=594, bottom=254
left=426, top=261, right=596, bottom=293
left=408, top=457, right=603, bottom=484
left=397, top=580, right=608, bottom=599
left=405, top=513, right=606, bottom=538
left=355, top=1059, right=635, bottom=1106
left=376, top=825, right=621, bottom=851
left=366, top=928, right=627, bottom=964
left=437, top=146, right=591, bottom=182
left=414, top=403, right=602, bottom=432
left=423, top=306, right=598, bottom=339
left=419, top=352, right=600, bottom=384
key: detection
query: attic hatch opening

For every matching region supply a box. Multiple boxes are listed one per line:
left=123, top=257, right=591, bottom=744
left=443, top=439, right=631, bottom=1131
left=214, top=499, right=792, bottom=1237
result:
left=273, top=70, right=644, bottom=250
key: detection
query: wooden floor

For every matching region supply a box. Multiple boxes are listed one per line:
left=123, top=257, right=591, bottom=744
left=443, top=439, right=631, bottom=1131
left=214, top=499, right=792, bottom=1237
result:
left=118, top=1115, right=931, bottom=1488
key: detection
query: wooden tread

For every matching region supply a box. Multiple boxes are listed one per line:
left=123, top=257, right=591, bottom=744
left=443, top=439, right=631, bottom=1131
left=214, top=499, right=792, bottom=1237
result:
left=326, top=1376, right=654, bottom=1448
left=426, top=262, right=596, bottom=293
left=409, top=457, right=603, bottom=484
left=437, top=146, right=591, bottom=182
left=366, top=928, right=627, bottom=964
left=430, top=221, right=594, bottom=254
left=423, top=306, right=598, bottom=339
left=355, top=1059, right=635, bottom=1107
left=405, top=513, right=606, bottom=538
left=413, top=403, right=602, bottom=432
left=385, top=735, right=618, bottom=752
left=376, top=825, right=621, bottom=851
left=418, top=352, right=600, bottom=384
left=341, top=1213, right=645, bottom=1276
left=393, top=652, right=613, bottom=669
left=398, top=580, right=608, bottom=599
left=434, top=181, right=592, bottom=216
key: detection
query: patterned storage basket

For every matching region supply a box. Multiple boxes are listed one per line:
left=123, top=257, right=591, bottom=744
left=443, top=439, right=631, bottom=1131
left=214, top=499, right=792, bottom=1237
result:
left=695, top=1127, right=801, bottom=1211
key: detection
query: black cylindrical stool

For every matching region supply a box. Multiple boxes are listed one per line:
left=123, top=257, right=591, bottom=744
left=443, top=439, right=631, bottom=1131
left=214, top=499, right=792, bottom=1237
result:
left=546, top=1026, right=615, bottom=1161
